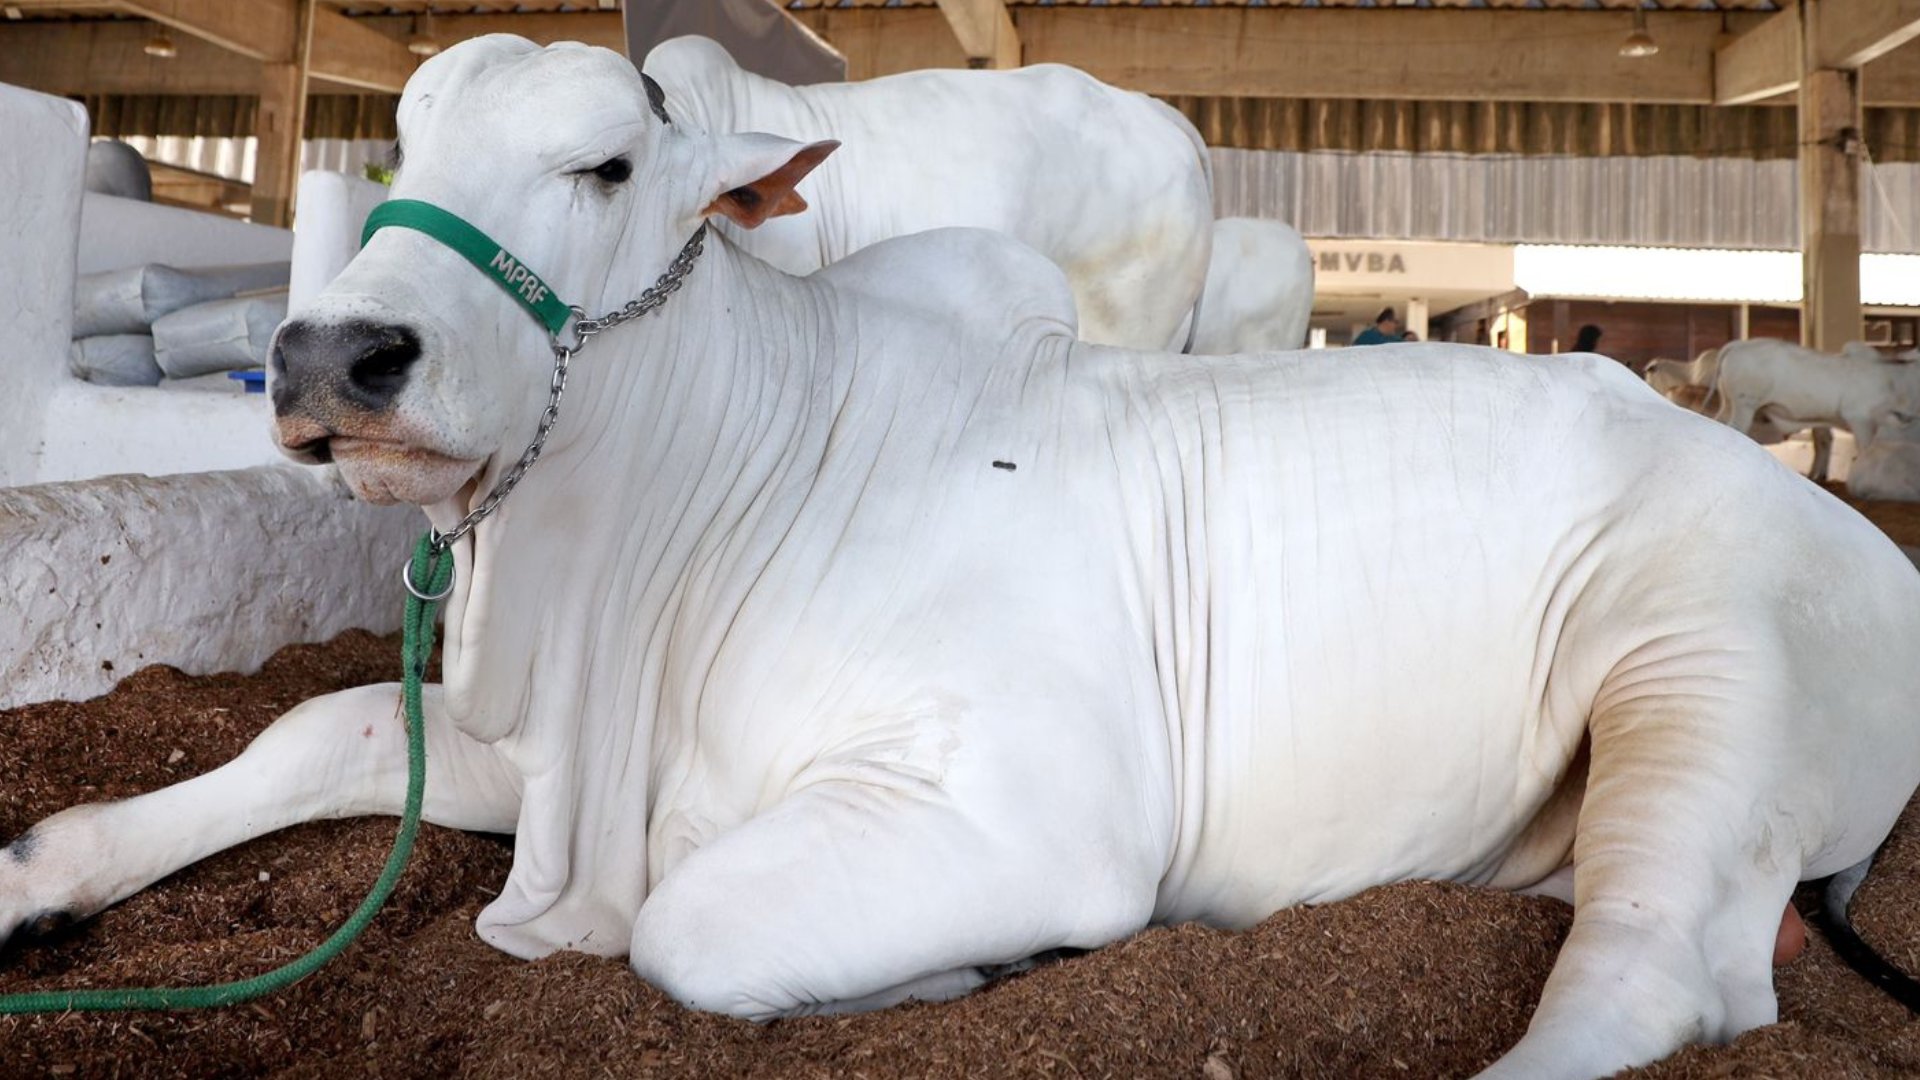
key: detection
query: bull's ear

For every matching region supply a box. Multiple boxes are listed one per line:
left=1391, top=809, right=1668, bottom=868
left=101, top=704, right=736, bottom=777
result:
left=702, top=133, right=839, bottom=230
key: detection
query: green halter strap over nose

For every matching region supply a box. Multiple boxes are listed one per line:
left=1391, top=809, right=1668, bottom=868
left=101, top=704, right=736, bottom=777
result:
left=362, top=199, right=573, bottom=336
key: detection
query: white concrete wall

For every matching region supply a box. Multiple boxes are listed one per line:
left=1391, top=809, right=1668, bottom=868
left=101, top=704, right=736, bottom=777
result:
left=0, top=83, right=88, bottom=489
left=77, top=193, right=292, bottom=275
left=35, top=378, right=289, bottom=485
left=0, top=466, right=423, bottom=709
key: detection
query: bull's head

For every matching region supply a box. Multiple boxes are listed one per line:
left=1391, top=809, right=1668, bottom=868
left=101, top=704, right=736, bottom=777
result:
left=270, top=36, right=834, bottom=506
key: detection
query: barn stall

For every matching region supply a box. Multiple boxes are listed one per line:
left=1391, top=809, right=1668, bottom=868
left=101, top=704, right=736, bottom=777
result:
left=3, top=2, right=1920, bottom=1077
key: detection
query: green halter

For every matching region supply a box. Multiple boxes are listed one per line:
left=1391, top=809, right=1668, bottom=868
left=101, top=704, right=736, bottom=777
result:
left=362, top=199, right=573, bottom=336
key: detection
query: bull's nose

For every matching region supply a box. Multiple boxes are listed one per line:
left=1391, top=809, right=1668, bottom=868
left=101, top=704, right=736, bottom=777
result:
left=271, top=317, right=424, bottom=412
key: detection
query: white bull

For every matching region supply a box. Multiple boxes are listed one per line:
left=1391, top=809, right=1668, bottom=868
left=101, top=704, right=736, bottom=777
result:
left=1188, top=217, right=1315, bottom=353
left=642, top=35, right=1212, bottom=350
left=6, top=40, right=1920, bottom=1080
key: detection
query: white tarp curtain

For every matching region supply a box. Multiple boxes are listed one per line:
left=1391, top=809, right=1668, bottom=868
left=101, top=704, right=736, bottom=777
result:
left=1214, top=148, right=1920, bottom=256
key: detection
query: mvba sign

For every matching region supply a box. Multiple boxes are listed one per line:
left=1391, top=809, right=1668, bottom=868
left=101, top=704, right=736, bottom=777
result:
left=1319, top=251, right=1407, bottom=274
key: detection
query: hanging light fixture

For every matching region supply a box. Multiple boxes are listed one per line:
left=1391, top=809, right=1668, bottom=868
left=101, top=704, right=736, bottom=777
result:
left=143, top=24, right=178, bottom=59
left=406, top=10, right=441, bottom=57
left=1619, top=6, right=1659, bottom=59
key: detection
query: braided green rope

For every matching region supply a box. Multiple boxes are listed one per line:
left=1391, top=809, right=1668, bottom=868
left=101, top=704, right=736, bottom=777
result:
left=0, top=533, right=449, bottom=1014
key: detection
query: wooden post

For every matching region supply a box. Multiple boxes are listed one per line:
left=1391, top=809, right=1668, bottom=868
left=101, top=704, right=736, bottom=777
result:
left=1798, top=66, right=1863, bottom=353
left=933, top=0, right=1020, bottom=69
left=250, top=0, right=314, bottom=227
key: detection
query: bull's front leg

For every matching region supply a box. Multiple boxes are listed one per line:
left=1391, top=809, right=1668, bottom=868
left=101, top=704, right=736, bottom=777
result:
left=0, top=683, right=521, bottom=947
left=629, top=735, right=1161, bottom=1020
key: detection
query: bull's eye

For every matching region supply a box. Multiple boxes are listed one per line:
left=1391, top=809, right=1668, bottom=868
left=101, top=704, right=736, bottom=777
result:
left=590, top=157, right=632, bottom=184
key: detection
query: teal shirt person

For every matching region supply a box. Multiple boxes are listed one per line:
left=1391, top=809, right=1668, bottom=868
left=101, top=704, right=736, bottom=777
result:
left=1352, top=307, right=1400, bottom=347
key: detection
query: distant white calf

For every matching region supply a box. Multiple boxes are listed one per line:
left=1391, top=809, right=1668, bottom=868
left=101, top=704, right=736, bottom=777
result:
left=1715, top=339, right=1920, bottom=455
left=1645, top=346, right=1806, bottom=467
left=1189, top=218, right=1315, bottom=353
left=1644, top=349, right=1719, bottom=397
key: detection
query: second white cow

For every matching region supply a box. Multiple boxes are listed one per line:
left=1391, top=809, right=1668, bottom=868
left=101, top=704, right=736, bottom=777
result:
left=642, top=35, right=1213, bottom=350
left=1189, top=217, right=1315, bottom=353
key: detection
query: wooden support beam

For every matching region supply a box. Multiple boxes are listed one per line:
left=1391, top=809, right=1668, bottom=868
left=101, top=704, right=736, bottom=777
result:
left=789, top=8, right=968, bottom=78
left=1716, top=3, right=1801, bottom=106
left=356, top=11, right=624, bottom=53
left=4, top=0, right=412, bottom=90
left=0, top=19, right=250, bottom=95
left=310, top=8, right=416, bottom=93
left=251, top=0, right=314, bottom=226
left=799, top=8, right=1737, bottom=103
left=118, top=0, right=297, bottom=61
left=1019, top=8, right=1730, bottom=103
left=1799, top=67, right=1864, bottom=352
left=934, top=0, right=1019, bottom=70
left=2, top=5, right=1914, bottom=109
left=1862, top=41, right=1920, bottom=107
left=1816, top=0, right=1920, bottom=69
left=148, top=160, right=252, bottom=217
left=1717, top=0, right=1920, bottom=104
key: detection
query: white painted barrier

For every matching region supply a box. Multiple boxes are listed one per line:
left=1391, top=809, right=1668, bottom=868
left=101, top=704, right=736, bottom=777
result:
left=0, top=466, right=421, bottom=709
left=0, top=83, right=87, bottom=488
left=289, top=171, right=389, bottom=313
left=35, top=379, right=288, bottom=485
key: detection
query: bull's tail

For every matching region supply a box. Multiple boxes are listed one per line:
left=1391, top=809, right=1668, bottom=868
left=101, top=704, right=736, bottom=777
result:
left=1700, top=344, right=1730, bottom=421
left=1813, top=851, right=1920, bottom=1012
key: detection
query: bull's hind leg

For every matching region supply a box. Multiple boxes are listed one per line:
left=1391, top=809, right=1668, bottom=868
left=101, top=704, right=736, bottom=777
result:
left=1477, top=685, right=1799, bottom=1080
left=0, top=683, right=520, bottom=948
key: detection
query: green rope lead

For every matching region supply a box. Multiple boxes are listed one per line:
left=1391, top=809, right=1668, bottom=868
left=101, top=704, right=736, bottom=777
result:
left=0, top=533, right=450, bottom=1014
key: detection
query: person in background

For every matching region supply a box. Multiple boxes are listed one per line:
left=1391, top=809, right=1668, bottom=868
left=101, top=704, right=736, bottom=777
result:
left=1572, top=324, right=1604, bottom=354
left=1353, top=308, right=1399, bottom=346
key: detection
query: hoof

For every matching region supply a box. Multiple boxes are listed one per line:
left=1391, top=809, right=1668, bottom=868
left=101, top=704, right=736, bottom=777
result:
left=1, top=909, right=81, bottom=954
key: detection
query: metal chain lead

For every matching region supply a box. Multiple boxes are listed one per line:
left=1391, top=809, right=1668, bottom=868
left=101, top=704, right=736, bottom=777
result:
left=568, top=223, right=708, bottom=347
left=402, top=224, right=708, bottom=600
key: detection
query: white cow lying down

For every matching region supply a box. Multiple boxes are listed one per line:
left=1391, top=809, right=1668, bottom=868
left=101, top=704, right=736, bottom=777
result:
left=1188, top=216, right=1315, bottom=354
left=7, top=39, right=1920, bottom=1080
left=642, top=35, right=1212, bottom=350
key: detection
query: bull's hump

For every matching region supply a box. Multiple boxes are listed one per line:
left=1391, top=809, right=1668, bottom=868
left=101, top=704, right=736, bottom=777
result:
left=815, top=227, right=1079, bottom=340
